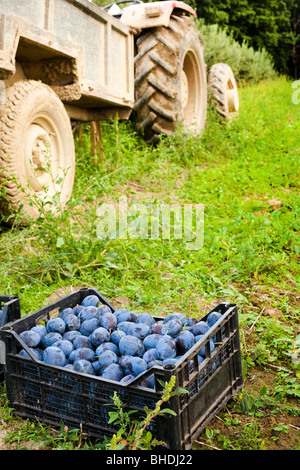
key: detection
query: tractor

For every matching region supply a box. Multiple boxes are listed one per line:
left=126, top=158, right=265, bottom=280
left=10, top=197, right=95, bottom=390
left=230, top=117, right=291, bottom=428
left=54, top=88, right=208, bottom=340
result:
left=0, top=0, right=238, bottom=221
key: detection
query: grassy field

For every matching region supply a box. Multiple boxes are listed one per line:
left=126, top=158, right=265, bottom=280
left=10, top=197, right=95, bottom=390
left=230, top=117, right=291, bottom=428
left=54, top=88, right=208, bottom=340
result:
left=0, top=76, right=299, bottom=450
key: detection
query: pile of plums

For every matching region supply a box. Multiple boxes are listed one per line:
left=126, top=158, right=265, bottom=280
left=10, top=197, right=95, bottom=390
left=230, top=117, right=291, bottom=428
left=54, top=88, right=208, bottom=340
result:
left=18, top=294, right=222, bottom=389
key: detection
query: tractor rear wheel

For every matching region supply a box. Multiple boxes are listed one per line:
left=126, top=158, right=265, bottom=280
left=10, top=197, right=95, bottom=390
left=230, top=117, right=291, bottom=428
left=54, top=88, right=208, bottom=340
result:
left=0, top=80, right=75, bottom=223
left=134, top=15, right=207, bottom=144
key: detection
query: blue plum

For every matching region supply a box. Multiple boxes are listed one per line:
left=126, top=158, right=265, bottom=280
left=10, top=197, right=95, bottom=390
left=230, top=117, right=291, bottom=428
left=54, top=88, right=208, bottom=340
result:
left=156, top=337, right=177, bottom=361
left=58, top=307, right=73, bottom=321
left=127, top=356, right=147, bottom=376
left=163, top=313, right=180, bottom=323
left=150, top=322, right=164, bottom=335
left=73, top=335, right=93, bottom=350
left=80, top=318, right=99, bottom=337
left=91, top=360, right=101, bottom=375
left=187, top=317, right=198, bottom=327
left=194, top=320, right=205, bottom=332
left=118, top=355, right=131, bottom=375
left=119, top=335, right=145, bottom=357
left=110, top=328, right=126, bottom=346
left=95, top=342, right=119, bottom=356
left=140, top=374, right=155, bottom=389
left=19, top=347, right=44, bottom=361
left=79, top=306, right=100, bottom=322
left=69, top=347, right=95, bottom=364
left=19, top=330, right=41, bottom=348
left=73, top=359, right=95, bottom=375
left=120, top=374, right=135, bottom=384
left=127, top=322, right=151, bottom=340
left=190, top=321, right=210, bottom=336
left=143, top=333, right=162, bottom=350
left=0, top=309, right=9, bottom=326
left=142, top=348, right=158, bottom=364
left=99, top=312, right=117, bottom=331
left=117, top=321, right=134, bottom=334
left=96, top=350, right=118, bottom=373
left=135, top=312, right=155, bottom=326
left=98, top=304, right=112, bottom=315
left=90, top=326, right=110, bottom=347
left=46, top=317, right=66, bottom=335
left=101, top=363, right=123, bottom=381
left=198, top=354, right=204, bottom=365
left=30, top=324, right=47, bottom=339
left=155, top=334, right=174, bottom=343
left=207, top=311, right=222, bottom=328
left=164, top=313, right=188, bottom=327
left=130, top=312, right=138, bottom=322
left=72, top=305, right=85, bottom=316
left=64, top=314, right=81, bottom=331
left=176, top=330, right=195, bottom=355
left=113, top=308, right=132, bottom=324
left=177, top=315, right=188, bottom=327
left=81, top=294, right=99, bottom=307
left=52, top=340, right=74, bottom=358
left=43, top=346, right=66, bottom=366
left=41, top=332, right=62, bottom=349
left=161, top=319, right=182, bottom=338
left=62, top=330, right=82, bottom=343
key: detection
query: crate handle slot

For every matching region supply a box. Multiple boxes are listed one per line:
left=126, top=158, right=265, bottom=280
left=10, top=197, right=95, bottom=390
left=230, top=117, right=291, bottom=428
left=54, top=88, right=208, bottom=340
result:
left=0, top=340, right=5, bottom=365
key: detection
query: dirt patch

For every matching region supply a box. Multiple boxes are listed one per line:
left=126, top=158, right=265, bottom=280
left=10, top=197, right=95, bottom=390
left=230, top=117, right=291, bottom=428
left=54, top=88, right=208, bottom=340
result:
left=109, top=296, right=131, bottom=309
left=195, top=366, right=300, bottom=450
left=0, top=425, right=10, bottom=450
left=0, top=423, right=41, bottom=450
left=43, top=285, right=87, bottom=304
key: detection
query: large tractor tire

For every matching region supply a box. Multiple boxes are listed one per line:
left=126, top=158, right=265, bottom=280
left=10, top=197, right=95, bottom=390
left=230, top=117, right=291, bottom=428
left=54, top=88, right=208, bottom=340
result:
left=208, top=63, right=239, bottom=119
left=0, top=80, right=75, bottom=223
left=134, top=15, right=207, bottom=144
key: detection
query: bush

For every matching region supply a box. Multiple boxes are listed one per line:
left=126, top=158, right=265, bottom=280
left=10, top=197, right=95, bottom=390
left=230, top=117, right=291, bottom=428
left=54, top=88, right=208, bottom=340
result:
left=196, top=19, right=278, bottom=85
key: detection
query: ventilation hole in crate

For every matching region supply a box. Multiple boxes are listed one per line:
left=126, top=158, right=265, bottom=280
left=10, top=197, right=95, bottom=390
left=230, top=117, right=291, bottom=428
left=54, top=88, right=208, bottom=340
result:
left=87, top=401, right=111, bottom=426
left=129, top=391, right=156, bottom=410
left=22, top=380, right=43, bottom=409
left=220, top=338, right=233, bottom=362
left=17, top=359, right=40, bottom=381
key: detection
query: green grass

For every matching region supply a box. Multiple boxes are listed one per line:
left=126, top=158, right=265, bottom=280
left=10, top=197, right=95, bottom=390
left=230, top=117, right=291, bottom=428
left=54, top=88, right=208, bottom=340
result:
left=0, top=75, right=299, bottom=450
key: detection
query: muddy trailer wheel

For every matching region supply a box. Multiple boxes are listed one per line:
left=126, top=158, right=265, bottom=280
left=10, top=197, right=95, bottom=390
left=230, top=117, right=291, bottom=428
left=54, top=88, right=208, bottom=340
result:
left=0, top=80, right=75, bottom=223
left=208, top=63, right=239, bottom=119
left=134, top=15, right=207, bottom=144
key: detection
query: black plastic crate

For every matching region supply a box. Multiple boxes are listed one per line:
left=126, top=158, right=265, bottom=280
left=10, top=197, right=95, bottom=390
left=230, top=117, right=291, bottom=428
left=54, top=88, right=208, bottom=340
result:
left=0, top=295, right=21, bottom=384
left=0, top=287, right=243, bottom=449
